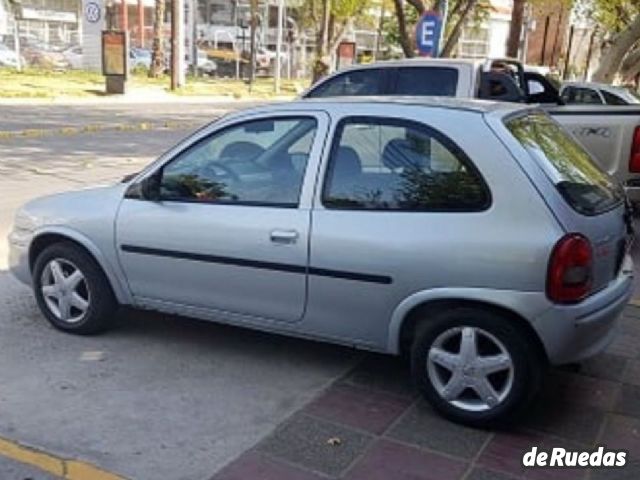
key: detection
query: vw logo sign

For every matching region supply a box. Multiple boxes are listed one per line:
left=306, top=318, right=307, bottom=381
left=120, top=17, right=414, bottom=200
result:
left=85, top=1, right=101, bottom=24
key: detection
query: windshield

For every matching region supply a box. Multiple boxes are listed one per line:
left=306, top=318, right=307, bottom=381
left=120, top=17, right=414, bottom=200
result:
left=506, top=112, right=622, bottom=215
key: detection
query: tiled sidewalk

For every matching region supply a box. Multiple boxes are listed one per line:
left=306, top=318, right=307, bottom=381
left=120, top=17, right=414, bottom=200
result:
left=212, top=307, right=640, bottom=480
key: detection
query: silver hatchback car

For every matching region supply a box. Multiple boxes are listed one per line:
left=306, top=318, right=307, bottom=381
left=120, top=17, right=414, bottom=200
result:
left=9, top=98, right=634, bottom=427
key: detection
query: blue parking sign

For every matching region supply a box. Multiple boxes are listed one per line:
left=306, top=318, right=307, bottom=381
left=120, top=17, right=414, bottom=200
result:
left=415, top=11, right=443, bottom=57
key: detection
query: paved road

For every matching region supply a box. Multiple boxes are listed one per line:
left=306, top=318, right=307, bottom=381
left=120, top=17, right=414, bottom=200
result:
left=1, top=103, right=639, bottom=480
left=0, top=100, right=262, bottom=133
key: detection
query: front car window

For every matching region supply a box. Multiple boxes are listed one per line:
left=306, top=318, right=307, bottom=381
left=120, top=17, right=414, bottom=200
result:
left=323, top=117, right=490, bottom=211
left=160, top=117, right=317, bottom=207
left=560, top=87, right=575, bottom=104
left=576, top=88, right=603, bottom=105
left=395, top=67, right=458, bottom=96
left=506, top=112, right=622, bottom=215
left=306, top=69, right=383, bottom=98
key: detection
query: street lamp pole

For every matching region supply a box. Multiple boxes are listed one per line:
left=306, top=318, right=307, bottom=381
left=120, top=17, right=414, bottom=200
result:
left=9, top=0, right=23, bottom=72
left=275, top=0, right=284, bottom=93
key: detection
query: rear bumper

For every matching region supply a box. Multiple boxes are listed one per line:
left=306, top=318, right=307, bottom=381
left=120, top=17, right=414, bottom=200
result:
left=533, top=254, right=634, bottom=365
left=624, top=183, right=640, bottom=204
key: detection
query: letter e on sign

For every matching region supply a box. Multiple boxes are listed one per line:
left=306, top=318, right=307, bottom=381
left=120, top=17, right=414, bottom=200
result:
left=415, top=11, right=443, bottom=57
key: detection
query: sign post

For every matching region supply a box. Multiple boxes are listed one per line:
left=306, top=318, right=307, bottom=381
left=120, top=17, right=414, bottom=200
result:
left=102, top=30, right=128, bottom=93
left=415, top=11, right=443, bottom=57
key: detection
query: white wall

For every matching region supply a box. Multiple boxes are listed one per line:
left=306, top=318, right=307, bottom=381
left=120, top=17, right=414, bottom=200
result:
left=0, top=0, right=9, bottom=36
left=488, top=18, right=510, bottom=58
left=81, top=0, right=106, bottom=70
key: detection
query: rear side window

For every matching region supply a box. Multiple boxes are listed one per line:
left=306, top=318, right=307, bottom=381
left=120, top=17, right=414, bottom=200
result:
left=306, top=69, right=383, bottom=98
left=395, top=67, right=458, bottom=96
left=323, top=117, right=490, bottom=211
left=602, top=90, right=627, bottom=105
left=506, top=112, right=622, bottom=215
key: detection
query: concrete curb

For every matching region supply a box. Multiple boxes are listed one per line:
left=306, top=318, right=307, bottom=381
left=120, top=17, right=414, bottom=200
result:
left=0, top=436, right=126, bottom=480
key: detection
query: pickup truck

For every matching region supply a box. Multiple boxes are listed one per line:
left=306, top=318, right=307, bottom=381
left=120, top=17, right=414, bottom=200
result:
left=302, top=58, right=640, bottom=204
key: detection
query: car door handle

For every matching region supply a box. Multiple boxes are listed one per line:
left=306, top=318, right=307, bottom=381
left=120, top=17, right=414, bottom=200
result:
left=270, top=229, right=299, bottom=244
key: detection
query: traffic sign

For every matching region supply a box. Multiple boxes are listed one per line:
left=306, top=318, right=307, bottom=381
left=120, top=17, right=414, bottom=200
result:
left=415, top=11, right=443, bottom=57
left=85, top=1, right=101, bottom=24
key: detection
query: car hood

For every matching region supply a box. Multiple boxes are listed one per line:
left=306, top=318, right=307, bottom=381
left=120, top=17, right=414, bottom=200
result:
left=16, top=184, right=128, bottom=232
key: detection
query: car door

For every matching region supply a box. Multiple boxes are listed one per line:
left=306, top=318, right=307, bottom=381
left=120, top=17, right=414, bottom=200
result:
left=305, top=114, right=491, bottom=346
left=116, top=111, right=329, bottom=323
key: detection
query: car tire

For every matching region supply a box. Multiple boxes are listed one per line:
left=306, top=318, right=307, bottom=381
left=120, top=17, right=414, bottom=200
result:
left=33, top=242, right=118, bottom=335
left=410, top=306, right=543, bottom=428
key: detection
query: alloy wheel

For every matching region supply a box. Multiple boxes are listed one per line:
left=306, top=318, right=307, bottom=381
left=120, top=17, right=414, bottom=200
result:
left=40, top=258, right=90, bottom=324
left=426, top=326, right=514, bottom=412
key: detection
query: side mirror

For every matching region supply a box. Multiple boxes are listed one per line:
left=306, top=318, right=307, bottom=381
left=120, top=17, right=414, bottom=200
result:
left=141, top=172, right=161, bottom=201
left=125, top=171, right=161, bottom=201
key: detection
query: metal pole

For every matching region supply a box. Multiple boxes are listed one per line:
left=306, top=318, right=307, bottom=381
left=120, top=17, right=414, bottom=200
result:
left=13, top=18, right=21, bottom=72
left=563, top=25, right=574, bottom=80
left=137, top=0, right=144, bottom=47
left=263, top=0, right=269, bottom=46
left=171, top=0, right=178, bottom=89
left=275, top=0, right=283, bottom=93
left=540, top=15, right=549, bottom=65
left=249, top=2, right=257, bottom=88
left=437, top=0, right=448, bottom=57
left=191, top=0, right=197, bottom=76
left=121, top=0, right=128, bottom=32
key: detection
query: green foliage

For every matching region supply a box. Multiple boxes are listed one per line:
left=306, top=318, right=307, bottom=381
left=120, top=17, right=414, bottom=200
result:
left=575, top=0, right=640, bottom=32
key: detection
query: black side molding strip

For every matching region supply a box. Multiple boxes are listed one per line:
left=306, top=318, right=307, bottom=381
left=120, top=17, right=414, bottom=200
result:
left=120, top=244, right=392, bottom=285
left=550, top=109, right=640, bottom=116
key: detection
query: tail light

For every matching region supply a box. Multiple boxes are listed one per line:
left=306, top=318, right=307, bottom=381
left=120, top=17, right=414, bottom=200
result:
left=629, top=126, right=640, bottom=173
left=547, top=234, right=593, bottom=303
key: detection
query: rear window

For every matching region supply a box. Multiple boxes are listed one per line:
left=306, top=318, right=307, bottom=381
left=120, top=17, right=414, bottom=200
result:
left=506, top=112, right=622, bottom=215
left=306, top=69, right=383, bottom=98
left=395, top=67, right=458, bottom=96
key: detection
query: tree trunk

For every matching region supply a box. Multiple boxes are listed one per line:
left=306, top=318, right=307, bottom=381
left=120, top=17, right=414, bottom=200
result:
left=506, top=0, right=526, bottom=58
left=392, top=0, right=416, bottom=58
left=149, top=0, right=165, bottom=78
left=312, top=0, right=331, bottom=82
left=593, top=15, right=640, bottom=83
left=620, top=44, right=640, bottom=82
left=440, top=0, right=478, bottom=57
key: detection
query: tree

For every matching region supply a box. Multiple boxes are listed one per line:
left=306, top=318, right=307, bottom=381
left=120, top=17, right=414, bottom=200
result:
left=389, top=0, right=488, bottom=58
left=149, top=0, right=166, bottom=78
left=302, top=0, right=373, bottom=81
left=581, top=0, right=640, bottom=82
left=506, top=0, right=526, bottom=58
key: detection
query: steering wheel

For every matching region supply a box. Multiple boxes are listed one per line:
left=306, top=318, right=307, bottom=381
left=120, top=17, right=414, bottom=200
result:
left=199, top=160, right=241, bottom=183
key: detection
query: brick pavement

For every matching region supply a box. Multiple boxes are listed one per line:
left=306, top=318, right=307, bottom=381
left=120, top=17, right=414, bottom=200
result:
left=212, top=307, right=640, bottom=480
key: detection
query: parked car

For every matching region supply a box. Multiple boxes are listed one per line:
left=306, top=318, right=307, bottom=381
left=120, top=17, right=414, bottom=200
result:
left=62, top=45, right=83, bottom=70
left=302, top=58, right=640, bottom=206
left=256, top=46, right=287, bottom=73
left=9, top=98, right=634, bottom=427
left=130, top=48, right=152, bottom=70
left=560, top=81, right=640, bottom=106
left=0, top=43, right=20, bottom=68
left=196, top=49, right=217, bottom=76
left=22, top=44, right=70, bottom=70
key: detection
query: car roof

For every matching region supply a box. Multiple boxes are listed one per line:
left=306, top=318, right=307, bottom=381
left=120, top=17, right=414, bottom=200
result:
left=240, top=96, right=529, bottom=116
left=562, top=81, right=622, bottom=91
left=322, top=57, right=482, bottom=73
